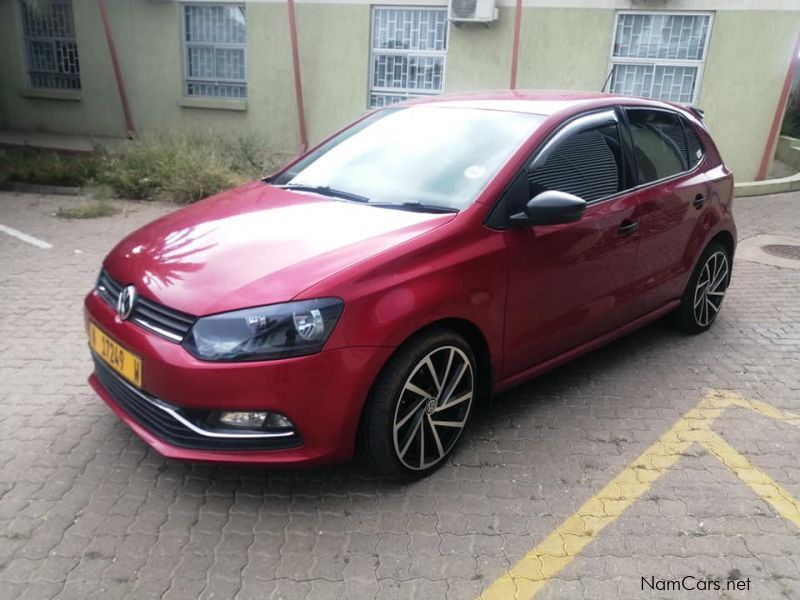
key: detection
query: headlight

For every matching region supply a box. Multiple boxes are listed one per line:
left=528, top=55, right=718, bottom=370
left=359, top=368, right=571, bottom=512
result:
left=183, top=298, right=343, bottom=361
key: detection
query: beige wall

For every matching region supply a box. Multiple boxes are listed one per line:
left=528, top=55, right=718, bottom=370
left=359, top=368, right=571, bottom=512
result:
left=1, top=0, right=799, bottom=181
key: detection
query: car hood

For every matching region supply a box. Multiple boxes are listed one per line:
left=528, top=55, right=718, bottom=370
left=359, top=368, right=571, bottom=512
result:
left=104, top=182, right=455, bottom=315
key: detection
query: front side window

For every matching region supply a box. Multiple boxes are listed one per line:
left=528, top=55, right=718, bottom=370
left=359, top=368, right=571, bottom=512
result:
left=274, top=107, right=546, bottom=210
left=19, top=0, right=80, bottom=90
left=183, top=4, right=246, bottom=99
left=608, top=12, right=712, bottom=104
left=369, top=7, right=448, bottom=108
left=527, top=122, right=624, bottom=203
left=627, top=109, right=688, bottom=183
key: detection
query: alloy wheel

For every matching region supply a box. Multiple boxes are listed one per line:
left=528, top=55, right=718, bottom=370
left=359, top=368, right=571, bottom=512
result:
left=392, top=345, right=474, bottom=471
left=693, top=250, right=729, bottom=327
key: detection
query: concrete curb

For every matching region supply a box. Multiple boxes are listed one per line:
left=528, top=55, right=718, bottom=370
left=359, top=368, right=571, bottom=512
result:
left=735, top=135, right=800, bottom=197
left=3, top=182, right=81, bottom=196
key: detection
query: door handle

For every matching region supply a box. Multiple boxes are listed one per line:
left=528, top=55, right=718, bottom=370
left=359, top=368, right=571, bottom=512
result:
left=693, top=194, right=706, bottom=209
left=618, top=220, right=639, bottom=236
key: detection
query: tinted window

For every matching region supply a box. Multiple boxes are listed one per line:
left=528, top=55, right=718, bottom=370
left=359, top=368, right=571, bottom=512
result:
left=627, top=109, right=688, bottom=183
left=683, top=118, right=705, bottom=168
left=527, top=122, right=623, bottom=202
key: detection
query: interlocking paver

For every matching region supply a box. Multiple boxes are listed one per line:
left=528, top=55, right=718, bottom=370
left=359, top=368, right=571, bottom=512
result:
left=1, top=190, right=800, bottom=598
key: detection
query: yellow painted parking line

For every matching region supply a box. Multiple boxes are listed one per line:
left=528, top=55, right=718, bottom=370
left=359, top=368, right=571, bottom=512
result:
left=700, top=430, right=800, bottom=529
left=727, top=394, right=800, bottom=425
left=479, top=390, right=800, bottom=600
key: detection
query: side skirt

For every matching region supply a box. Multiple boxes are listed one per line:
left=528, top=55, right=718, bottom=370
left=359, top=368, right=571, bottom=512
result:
left=494, top=300, right=681, bottom=393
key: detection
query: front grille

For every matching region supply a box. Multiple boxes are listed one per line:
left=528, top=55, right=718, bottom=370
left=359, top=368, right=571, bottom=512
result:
left=97, top=270, right=196, bottom=342
left=93, top=356, right=302, bottom=451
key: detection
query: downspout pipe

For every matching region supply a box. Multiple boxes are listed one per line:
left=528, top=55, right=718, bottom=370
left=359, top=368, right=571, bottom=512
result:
left=756, top=31, right=800, bottom=181
left=97, top=0, right=135, bottom=138
left=509, top=0, right=523, bottom=89
left=287, top=0, right=309, bottom=153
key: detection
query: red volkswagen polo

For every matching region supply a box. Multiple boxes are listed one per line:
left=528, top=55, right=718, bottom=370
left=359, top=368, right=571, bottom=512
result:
left=85, top=91, right=736, bottom=479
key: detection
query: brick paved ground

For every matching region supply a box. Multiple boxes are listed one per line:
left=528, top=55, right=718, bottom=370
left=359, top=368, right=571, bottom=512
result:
left=0, top=190, right=799, bottom=600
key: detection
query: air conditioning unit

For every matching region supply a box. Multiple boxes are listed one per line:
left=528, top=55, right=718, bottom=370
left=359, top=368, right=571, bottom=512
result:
left=449, top=0, right=498, bottom=25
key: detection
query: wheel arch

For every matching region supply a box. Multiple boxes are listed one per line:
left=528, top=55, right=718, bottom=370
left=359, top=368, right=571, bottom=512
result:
left=710, top=229, right=735, bottom=260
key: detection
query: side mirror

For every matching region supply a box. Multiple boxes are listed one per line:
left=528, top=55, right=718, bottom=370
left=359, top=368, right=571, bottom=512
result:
left=509, top=190, right=587, bottom=227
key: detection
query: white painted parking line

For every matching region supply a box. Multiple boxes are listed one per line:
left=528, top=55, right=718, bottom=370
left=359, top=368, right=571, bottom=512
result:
left=0, top=223, right=53, bottom=249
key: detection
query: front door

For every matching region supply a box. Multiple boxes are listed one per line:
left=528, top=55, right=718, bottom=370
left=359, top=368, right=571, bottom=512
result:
left=502, top=110, right=640, bottom=378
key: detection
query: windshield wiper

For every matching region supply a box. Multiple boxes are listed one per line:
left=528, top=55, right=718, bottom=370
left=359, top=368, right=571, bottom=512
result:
left=274, top=183, right=370, bottom=204
left=368, top=201, right=458, bottom=214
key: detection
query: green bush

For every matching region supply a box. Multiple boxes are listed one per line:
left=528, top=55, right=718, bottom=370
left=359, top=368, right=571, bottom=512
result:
left=1, top=132, right=289, bottom=203
left=101, top=132, right=288, bottom=203
left=0, top=147, right=105, bottom=187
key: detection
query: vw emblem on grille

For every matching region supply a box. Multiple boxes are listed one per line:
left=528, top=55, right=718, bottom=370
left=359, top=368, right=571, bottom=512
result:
left=117, top=285, right=137, bottom=321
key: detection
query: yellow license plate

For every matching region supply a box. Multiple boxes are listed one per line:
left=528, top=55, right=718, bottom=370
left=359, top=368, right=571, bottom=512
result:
left=90, top=323, right=143, bottom=388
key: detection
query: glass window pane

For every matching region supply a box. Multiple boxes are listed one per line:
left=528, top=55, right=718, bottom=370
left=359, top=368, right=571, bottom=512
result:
left=652, top=65, right=698, bottom=103
left=528, top=123, right=623, bottom=202
left=627, top=109, right=687, bottom=183
left=613, top=13, right=710, bottom=61
left=369, top=7, right=447, bottom=108
left=187, top=46, right=215, bottom=79
left=184, top=5, right=246, bottom=98
left=610, top=64, right=654, bottom=98
left=683, top=118, right=705, bottom=167
left=19, top=0, right=80, bottom=90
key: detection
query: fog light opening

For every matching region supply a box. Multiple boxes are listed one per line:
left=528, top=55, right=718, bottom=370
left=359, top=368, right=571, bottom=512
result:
left=217, top=411, right=294, bottom=431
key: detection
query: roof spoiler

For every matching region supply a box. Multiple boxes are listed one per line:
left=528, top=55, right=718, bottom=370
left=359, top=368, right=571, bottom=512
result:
left=681, top=105, right=705, bottom=120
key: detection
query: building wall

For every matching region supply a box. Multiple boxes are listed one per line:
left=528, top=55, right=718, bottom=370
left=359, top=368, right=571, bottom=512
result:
left=0, top=0, right=798, bottom=181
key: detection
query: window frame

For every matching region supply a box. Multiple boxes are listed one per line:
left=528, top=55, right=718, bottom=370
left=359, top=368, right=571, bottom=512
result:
left=18, top=0, right=81, bottom=91
left=367, top=5, right=449, bottom=109
left=181, top=2, right=247, bottom=100
left=606, top=11, right=714, bottom=106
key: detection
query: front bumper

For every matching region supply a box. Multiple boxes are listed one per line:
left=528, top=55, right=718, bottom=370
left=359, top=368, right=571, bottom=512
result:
left=85, top=290, right=393, bottom=466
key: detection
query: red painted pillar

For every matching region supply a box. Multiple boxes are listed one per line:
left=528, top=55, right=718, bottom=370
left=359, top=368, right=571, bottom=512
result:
left=97, top=0, right=135, bottom=138
left=756, top=31, right=800, bottom=181
left=287, top=0, right=309, bottom=153
left=509, top=0, right=523, bottom=90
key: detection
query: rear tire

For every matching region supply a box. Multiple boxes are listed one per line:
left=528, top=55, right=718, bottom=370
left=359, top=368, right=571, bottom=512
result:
left=358, top=328, right=476, bottom=480
left=674, top=241, right=731, bottom=334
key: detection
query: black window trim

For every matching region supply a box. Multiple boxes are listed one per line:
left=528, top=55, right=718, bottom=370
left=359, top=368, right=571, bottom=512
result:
left=621, top=105, right=708, bottom=193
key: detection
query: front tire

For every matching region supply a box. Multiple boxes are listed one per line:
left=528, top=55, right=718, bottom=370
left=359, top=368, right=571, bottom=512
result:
left=674, top=241, right=731, bottom=334
left=359, top=328, right=476, bottom=480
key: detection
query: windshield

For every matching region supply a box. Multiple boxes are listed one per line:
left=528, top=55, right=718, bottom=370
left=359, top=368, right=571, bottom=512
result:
left=271, top=106, right=546, bottom=211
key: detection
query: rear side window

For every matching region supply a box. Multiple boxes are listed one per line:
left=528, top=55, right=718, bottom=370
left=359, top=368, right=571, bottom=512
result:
left=627, top=109, right=688, bottom=183
left=527, top=122, right=623, bottom=202
left=683, top=119, right=705, bottom=168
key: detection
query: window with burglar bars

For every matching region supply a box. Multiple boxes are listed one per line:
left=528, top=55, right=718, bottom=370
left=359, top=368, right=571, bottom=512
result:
left=183, top=4, right=246, bottom=99
left=19, top=0, right=80, bottom=90
left=608, top=12, right=712, bottom=105
left=369, top=7, right=448, bottom=108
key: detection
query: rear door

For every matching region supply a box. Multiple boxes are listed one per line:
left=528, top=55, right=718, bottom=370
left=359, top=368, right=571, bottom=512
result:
left=624, top=108, right=712, bottom=316
left=502, top=109, right=641, bottom=377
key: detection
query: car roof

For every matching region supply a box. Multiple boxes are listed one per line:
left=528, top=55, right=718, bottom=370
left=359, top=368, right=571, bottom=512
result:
left=398, top=90, right=694, bottom=119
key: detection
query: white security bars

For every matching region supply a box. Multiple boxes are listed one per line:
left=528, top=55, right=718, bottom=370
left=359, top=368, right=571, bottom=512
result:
left=608, top=12, right=712, bottom=104
left=183, top=4, right=247, bottom=99
left=369, top=7, right=448, bottom=108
